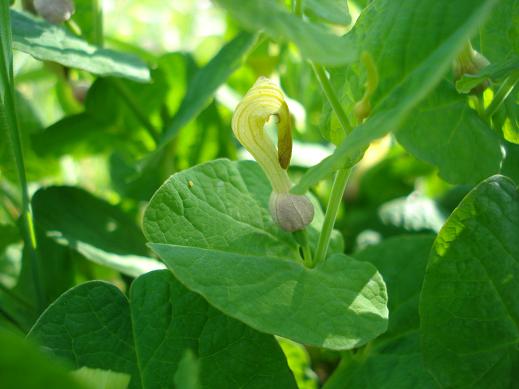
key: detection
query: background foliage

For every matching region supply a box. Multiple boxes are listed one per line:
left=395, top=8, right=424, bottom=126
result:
left=0, top=0, right=518, bottom=388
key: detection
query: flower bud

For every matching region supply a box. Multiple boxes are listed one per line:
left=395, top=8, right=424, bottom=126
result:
left=354, top=52, right=378, bottom=123
left=269, top=193, right=314, bottom=232
left=453, top=42, right=490, bottom=93
left=34, top=0, right=75, bottom=24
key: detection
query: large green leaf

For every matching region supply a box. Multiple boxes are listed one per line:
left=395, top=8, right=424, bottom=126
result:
left=420, top=175, right=519, bottom=388
left=11, top=10, right=149, bottom=82
left=32, top=186, right=163, bottom=277
left=213, top=0, right=357, bottom=66
left=144, top=159, right=299, bottom=258
left=292, top=0, right=498, bottom=194
left=143, top=159, right=387, bottom=350
left=324, top=235, right=437, bottom=389
left=0, top=328, right=89, bottom=389
left=396, top=82, right=503, bottom=184
left=29, top=270, right=297, bottom=389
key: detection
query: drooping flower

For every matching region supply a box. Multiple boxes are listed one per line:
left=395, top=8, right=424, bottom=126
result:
left=232, top=77, right=314, bottom=232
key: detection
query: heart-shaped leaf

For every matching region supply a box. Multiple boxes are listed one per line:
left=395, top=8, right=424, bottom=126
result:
left=420, top=175, right=519, bottom=387
left=28, top=270, right=296, bottom=389
left=144, top=159, right=387, bottom=350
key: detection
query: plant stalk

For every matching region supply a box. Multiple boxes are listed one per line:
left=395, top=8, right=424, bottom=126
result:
left=0, top=2, right=44, bottom=309
left=292, top=0, right=354, bottom=264
left=314, top=168, right=351, bottom=263
left=485, top=73, right=518, bottom=121
left=293, top=0, right=303, bottom=17
left=311, top=63, right=353, bottom=135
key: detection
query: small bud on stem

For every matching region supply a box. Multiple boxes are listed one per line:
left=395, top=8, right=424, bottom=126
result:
left=453, top=42, right=490, bottom=93
left=34, top=0, right=75, bottom=24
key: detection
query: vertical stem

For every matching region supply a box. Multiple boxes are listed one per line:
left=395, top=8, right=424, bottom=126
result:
left=485, top=73, right=518, bottom=121
left=311, top=63, right=353, bottom=135
left=293, top=0, right=303, bottom=17
left=0, top=3, right=44, bottom=308
left=311, top=61, right=353, bottom=264
left=314, top=168, right=351, bottom=263
left=292, top=0, right=354, bottom=265
left=93, top=0, right=104, bottom=47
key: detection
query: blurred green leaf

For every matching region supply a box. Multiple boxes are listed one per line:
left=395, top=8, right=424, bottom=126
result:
left=29, top=270, right=297, bottom=389
left=71, top=367, right=130, bottom=389
left=11, top=10, right=150, bottom=82
left=501, top=141, right=519, bottom=182
left=378, top=194, right=445, bottom=233
left=72, top=0, right=103, bottom=45
left=157, top=31, right=256, bottom=149
left=304, top=0, right=351, bottom=25
left=0, top=328, right=89, bottom=389
left=173, top=351, right=201, bottom=389
left=420, top=175, right=519, bottom=388
left=292, top=0, right=499, bottom=194
left=32, top=186, right=164, bottom=277
left=278, top=338, right=318, bottom=389
left=479, top=0, right=519, bottom=62
left=214, top=0, right=357, bottom=66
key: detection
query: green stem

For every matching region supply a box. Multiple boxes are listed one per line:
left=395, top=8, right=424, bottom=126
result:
left=293, top=0, right=303, bottom=17
left=311, top=63, right=353, bottom=135
left=293, top=0, right=353, bottom=264
left=0, top=3, right=44, bottom=309
left=310, top=64, right=353, bottom=264
left=314, top=168, right=351, bottom=264
left=93, top=0, right=104, bottom=47
left=485, top=73, right=518, bottom=121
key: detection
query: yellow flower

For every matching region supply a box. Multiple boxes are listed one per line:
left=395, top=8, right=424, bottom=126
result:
left=232, top=77, right=314, bottom=232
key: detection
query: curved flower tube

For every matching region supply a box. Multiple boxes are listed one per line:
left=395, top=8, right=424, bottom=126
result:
left=232, top=77, right=314, bottom=232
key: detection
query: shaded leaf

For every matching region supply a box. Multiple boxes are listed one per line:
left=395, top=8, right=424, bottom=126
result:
left=0, top=328, right=89, bottom=389
left=32, top=186, right=164, bottom=277
left=304, top=0, right=351, bottom=25
left=420, top=175, right=519, bottom=388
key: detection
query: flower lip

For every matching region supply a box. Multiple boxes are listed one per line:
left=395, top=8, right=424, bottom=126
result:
left=232, top=77, right=293, bottom=193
